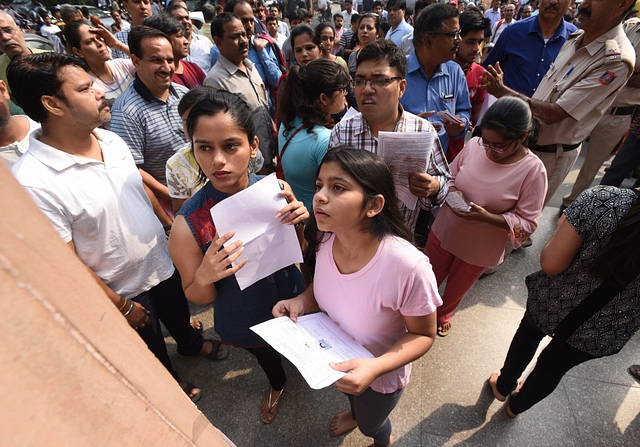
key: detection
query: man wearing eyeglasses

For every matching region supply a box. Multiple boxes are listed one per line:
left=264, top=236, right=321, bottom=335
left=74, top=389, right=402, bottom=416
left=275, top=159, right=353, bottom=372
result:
left=385, top=0, right=413, bottom=47
left=400, top=3, right=472, bottom=158
left=329, top=39, right=451, bottom=234
left=0, top=11, right=47, bottom=106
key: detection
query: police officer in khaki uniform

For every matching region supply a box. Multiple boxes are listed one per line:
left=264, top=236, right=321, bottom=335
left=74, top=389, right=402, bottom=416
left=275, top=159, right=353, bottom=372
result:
left=482, top=0, right=636, bottom=206
left=563, top=16, right=640, bottom=208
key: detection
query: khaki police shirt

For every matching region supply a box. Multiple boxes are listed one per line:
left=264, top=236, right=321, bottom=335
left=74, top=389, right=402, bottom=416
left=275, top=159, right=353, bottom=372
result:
left=533, top=24, right=635, bottom=146
left=610, top=18, right=640, bottom=108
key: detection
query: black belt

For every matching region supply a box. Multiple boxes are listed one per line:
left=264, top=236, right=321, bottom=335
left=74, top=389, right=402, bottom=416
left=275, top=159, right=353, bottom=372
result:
left=609, top=105, right=639, bottom=116
left=534, top=143, right=581, bottom=153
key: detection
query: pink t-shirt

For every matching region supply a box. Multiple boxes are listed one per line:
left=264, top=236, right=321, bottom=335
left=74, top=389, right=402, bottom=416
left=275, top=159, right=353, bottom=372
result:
left=431, top=137, right=547, bottom=267
left=314, top=233, right=442, bottom=394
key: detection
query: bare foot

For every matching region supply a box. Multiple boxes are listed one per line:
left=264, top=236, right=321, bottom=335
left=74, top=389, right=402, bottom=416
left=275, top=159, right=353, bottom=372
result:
left=489, top=372, right=507, bottom=401
left=190, top=317, right=202, bottom=331
left=260, top=387, right=284, bottom=424
left=330, top=410, right=358, bottom=437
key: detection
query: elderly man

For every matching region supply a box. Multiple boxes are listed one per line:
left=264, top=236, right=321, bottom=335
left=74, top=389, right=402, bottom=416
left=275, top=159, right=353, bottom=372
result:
left=400, top=3, right=471, bottom=157
left=483, top=0, right=637, bottom=206
left=490, top=3, right=516, bottom=43
left=205, top=13, right=276, bottom=170
left=110, top=26, right=189, bottom=226
left=0, top=11, right=47, bottom=105
left=385, top=0, right=413, bottom=46
left=0, top=80, right=39, bottom=167
left=9, top=52, right=226, bottom=404
left=329, top=39, right=451, bottom=234
left=483, top=0, right=577, bottom=97
left=210, top=0, right=282, bottom=101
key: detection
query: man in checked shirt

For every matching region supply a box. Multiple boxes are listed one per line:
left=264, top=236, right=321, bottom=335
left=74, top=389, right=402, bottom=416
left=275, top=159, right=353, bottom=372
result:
left=329, top=39, right=451, bottom=236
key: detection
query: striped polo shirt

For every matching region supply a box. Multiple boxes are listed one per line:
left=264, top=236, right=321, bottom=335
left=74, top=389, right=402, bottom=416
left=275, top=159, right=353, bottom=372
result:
left=110, top=77, right=189, bottom=185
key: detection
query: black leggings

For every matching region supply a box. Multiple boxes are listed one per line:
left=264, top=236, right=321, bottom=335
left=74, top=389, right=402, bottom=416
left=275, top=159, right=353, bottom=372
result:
left=245, top=345, right=286, bottom=391
left=496, top=312, right=597, bottom=414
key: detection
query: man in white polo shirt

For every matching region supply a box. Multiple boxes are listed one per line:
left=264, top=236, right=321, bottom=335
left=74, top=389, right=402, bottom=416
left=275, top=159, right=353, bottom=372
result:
left=10, top=52, right=227, bottom=403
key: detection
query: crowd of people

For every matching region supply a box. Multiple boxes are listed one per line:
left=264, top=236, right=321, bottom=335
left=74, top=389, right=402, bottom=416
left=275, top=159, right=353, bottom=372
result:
left=2, top=0, right=640, bottom=445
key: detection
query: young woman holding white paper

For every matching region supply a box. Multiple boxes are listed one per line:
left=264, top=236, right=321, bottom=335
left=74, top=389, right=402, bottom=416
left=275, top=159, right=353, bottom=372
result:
left=273, top=147, right=441, bottom=447
left=168, top=90, right=307, bottom=424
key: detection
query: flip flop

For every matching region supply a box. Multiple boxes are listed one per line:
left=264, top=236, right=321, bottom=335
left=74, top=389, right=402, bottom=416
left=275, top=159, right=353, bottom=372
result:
left=628, top=364, right=640, bottom=382
left=261, top=387, right=284, bottom=424
left=203, top=339, right=229, bottom=361
left=437, top=322, right=451, bottom=337
left=181, top=382, right=202, bottom=403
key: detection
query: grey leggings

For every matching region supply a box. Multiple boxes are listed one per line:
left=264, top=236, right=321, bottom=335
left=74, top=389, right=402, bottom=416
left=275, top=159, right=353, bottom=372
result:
left=347, top=387, right=404, bottom=447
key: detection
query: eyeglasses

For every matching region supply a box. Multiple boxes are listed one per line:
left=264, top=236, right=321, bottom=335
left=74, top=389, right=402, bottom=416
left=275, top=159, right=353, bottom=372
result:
left=0, top=27, right=18, bottom=37
left=352, top=77, right=402, bottom=88
left=429, top=30, right=462, bottom=40
left=481, top=138, right=515, bottom=153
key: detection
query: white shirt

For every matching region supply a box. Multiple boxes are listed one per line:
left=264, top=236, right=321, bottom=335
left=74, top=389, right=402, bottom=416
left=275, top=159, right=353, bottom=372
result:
left=12, top=128, right=175, bottom=299
left=186, top=33, right=214, bottom=72
left=0, top=116, right=40, bottom=168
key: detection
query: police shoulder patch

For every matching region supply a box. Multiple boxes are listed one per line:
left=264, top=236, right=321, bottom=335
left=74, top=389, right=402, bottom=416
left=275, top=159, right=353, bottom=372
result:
left=599, top=70, right=617, bottom=86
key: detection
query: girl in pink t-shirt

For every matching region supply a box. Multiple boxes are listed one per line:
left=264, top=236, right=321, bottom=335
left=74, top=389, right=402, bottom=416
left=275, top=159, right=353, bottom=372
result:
left=426, top=96, right=547, bottom=337
left=273, top=147, right=441, bottom=447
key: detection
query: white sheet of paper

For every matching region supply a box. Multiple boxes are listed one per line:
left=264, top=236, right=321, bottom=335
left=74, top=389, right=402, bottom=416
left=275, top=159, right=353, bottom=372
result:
left=445, top=192, right=471, bottom=212
left=210, top=173, right=303, bottom=290
left=377, top=131, right=438, bottom=210
left=251, top=313, right=374, bottom=390
left=342, top=106, right=359, bottom=120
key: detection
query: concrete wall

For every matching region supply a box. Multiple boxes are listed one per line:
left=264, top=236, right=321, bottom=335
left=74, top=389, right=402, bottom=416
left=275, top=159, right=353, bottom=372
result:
left=0, top=161, right=233, bottom=447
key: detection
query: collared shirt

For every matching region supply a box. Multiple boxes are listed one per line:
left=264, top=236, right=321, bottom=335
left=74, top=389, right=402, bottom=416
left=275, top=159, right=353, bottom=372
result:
left=385, top=19, right=413, bottom=47
left=483, top=16, right=577, bottom=96
left=110, top=76, right=188, bottom=184
left=401, top=54, right=471, bottom=153
left=491, top=18, right=517, bottom=43
left=11, top=128, right=174, bottom=299
left=484, top=8, right=501, bottom=29
left=341, top=10, right=357, bottom=28
left=0, top=116, right=39, bottom=168
left=328, top=106, right=451, bottom=232
left=610, top=18, right=640, bottom=108
left=204, top=55, right=276, bottom=161
left=209, top=36, right=282, bottom=89
left=186, top=33, right=213, bottom=73
left=533, top=25, right=635, bottom=145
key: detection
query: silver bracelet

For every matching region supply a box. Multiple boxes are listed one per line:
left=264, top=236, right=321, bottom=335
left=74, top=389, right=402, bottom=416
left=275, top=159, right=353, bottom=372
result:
left=123, top=300, right=134, bottom=317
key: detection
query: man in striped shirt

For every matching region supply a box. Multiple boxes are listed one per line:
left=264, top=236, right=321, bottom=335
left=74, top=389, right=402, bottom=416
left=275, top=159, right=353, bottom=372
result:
left=111, top=26, right=189, bottom=223
left=329, top=39, right=451, bottom=234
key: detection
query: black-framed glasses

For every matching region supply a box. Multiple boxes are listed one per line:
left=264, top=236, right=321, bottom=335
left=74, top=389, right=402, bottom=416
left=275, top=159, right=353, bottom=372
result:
left=352, top=77, right=402, bottom=88
left=429, top=30, right=462, bottom=40
left=481, top=138, right=515, bottom=153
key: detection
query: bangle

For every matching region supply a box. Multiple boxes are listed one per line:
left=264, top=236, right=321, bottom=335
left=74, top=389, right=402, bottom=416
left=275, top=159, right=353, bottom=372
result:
left=117, top=298, right=128, bottom=311
left=123, top=300, right=134, bottom=317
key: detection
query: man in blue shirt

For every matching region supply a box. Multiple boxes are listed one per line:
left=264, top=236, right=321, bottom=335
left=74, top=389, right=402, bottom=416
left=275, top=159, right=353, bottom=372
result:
left=483, top=0, right=576, bottom=97
left=385, top=0, right=413, bottom=47
left=400, top=3, right=471, bottom=154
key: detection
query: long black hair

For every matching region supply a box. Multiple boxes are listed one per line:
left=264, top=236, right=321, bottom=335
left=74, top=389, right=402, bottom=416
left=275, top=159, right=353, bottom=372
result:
left=589, top=189, right=640, bottom=288
left=304, top=146, right=412, bottom=269
left=278, top=58, right=350, bottom=134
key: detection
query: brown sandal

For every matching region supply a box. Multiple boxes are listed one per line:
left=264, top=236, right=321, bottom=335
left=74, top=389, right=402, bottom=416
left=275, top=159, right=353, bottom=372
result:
left=261, top=387, right=284, bottom=424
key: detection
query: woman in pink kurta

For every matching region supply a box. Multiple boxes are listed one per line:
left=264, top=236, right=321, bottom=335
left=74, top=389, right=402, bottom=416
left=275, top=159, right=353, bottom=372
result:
left=425, top=96, right=548, bottom=336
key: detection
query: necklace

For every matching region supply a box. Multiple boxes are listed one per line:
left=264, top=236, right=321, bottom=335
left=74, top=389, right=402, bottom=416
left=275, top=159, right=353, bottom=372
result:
left=90, top=65, right=125, bottom=96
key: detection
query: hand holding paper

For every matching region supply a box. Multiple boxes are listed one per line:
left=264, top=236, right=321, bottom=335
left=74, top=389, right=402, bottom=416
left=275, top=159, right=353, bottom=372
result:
left=210, top=174, right=305, bottom=290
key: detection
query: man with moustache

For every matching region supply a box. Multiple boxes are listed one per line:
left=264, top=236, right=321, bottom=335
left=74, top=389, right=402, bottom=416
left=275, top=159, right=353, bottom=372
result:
left=400, top=3, right=471, bottom=157
left=0, top=11, right=47, bottom=105
left=385, top=0, right=413, bottom=47
left=110, top=26, right=189, bottom=226
left=209, top=0, right=282, bottom=98
left=169, top=3, right=214, bottom=73
left=483, top=0, right=636, bottom=205
left=483, top=0, right=577, bottom=97
left=205, top=13, right=276, bottom=170
left=490, top=3, right=517, bottom=43
left=520, top=3, right=533, bottom=18
left=144, top=14, right=205, bottom=88
left=9, top=52, right=220, bottom=403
